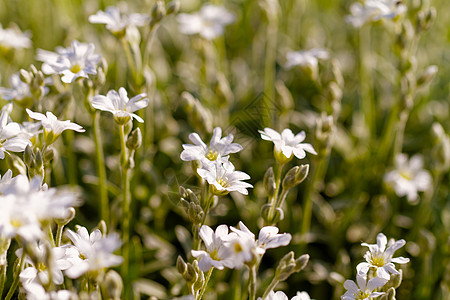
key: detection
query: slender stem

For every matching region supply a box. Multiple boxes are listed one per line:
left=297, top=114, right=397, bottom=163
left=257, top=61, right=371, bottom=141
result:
left=262, top=278, right=279, bottom=299
left=248, top=264, right=257, bottom=300
left=194, top=187, right=213, bottom=250
left=0, top=260, right=7, bottom=297
left=119, top=125, right=131, bottom=289
left=56, top=224, right=64, bottom=247
left=92, top=112, right=109, bottom=225
left=197, top=268, right=214, bottom=300
left=392, top=109, right=410, bottom=158
left=5, top=251, right=25, bottom=300
left=47, top=224, right=56, bottom=248
left=263, top=11, right=278, bottom=127
left=266, top=163, right=284, bottom=225
left=121, top=38, right=137, bottom=81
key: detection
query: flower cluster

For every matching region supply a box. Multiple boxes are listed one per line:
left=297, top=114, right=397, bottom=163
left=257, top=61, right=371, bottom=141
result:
left=346, top=0, right=407, bottom=28
left=181, top=127, right=252, bottom=195
left=89, top=6, right=149, bottom=37
left=192, top=222, right=291, bottom=272
left=341, top=233, right=409, bottom=299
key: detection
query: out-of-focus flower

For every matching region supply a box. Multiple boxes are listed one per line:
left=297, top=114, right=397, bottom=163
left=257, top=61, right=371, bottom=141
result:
left=292, top=292, right=312, bottom=300
left=342, top=272, right=387, bottom=300
left=197, top=160, right=252, bottom=195
left=259, top=128, right=317, bottom=164
left=357, top=233, right=409, bottom=280
left=37, top=40, right=101, bottom=83
left=346, top=0, right=406, bottom=28
left=26, top=109, right=85, bottom=144
left=191, top=225, right=238, bottom=271
left=181, top=127, right=242, bottom=164
left=62, top=226, right=123, bottom=278
left=0, top=104, right=32, bottom=159
left=258, top=291, right=313, bottom=300
left=0, top=23, right=31, bottom=50
left=177, top=4, right=235, bottom=40
left=231, top=221, right=291, bottom=255
left=22, top=282, right=74, bottom=300
left=89, top=6, right=149, bottom=37
left=384, top=153, right=432, bottom=204
left=285, top=48, right=329, bottom=69
left=0, top=73, right=32, bottom=103
left=91, top=87, right=149, bottom=125
left=0, top=169, right=13, bottom=193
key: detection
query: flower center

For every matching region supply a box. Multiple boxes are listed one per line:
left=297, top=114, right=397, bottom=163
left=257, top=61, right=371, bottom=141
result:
left=70, top=64, right=82, bottom=74
left=79, top=253, right=87, bottom=260
left=37, top=262, right=47, bottom=272
left=10, top=218, right=22, bottom=228
left=234, top=242, right=243, bottom=253
left=206, top=150, right=218, bottom=161
left=354, top=290, right=370, bottom=300
left=399, top=171, right=412, bottom=181
left=217, top=178, right=229, bottom=188
left=370, top=253, right=385, bottom=267
left=210, top=249, right=219, bottom=260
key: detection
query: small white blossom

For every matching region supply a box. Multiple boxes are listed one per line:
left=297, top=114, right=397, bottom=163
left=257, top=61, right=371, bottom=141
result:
left=177, top=4, right=235, bottom=40
left=26, top=109, right=85, bottom=144
left=181, top=127, right=243, bottom=164
left=259, top=128, right=317, bottom=163
left=197, top=160, right=253, bottom=195
left=292, top=292, right=312, bottom=300
left=0, top=169, right=13, bottom=193
left=384, top=153, right=432, bottom=204
left=191, top=225, right=238, bottom=271
left=91, top=87, right=149, bottom=124
left=37, top=40, right=101, bottom=83
left=346, top=0, right=406, bottom=28
left=89, top=6, right=149, bottom=35
left=232, top=221, right=291, bottom=255
left=0, top=104, right=32, bottom=159
left=0, top=23, right=31, bottom=49
left=357, top=233, right=409, bottom=280
left=285, top=48, right=329, bottom=69
left=62, top=226, right=123, bottom=278
left=0, top=73, right=31, bottom=102
left=23, top=282, right=74, bottom=300
left=342, top=272, right=387, bottom=300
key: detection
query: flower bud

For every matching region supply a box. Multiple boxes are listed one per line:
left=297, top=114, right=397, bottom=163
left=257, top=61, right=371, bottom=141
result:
left=19, top=69, right=32, bottom=84
left=43, top=148, right=55, bottom=164
left=261, top=204, right=273, bottom=223
left=193, top=267, right=205, bottom=292
left=35, top=149, right=43, bottom=169
left=55, top=207, right=76, bottom=226
left=184, top=263, right=197, bottom=283
left=416, top=65, right=438, bottom=87
left=126, top=128, right=142, bottom=150
left=386, top=287, right=396, bottom=300
left=263, top=167, right=276, bottom=198
left=24, top=144, right=34, bottom=167
left=176, top=256, right=187, bottom=275
left=150, top=1, right=166, bottom=27
left=93, top=220, right=108, bottom=236
left=101, top=270, right=123, bottom=300
left=282, top=164, right=309, bottom=190
left=294, top=254, right=309, bottom=272
left=166, top=1, right=180, bottom=15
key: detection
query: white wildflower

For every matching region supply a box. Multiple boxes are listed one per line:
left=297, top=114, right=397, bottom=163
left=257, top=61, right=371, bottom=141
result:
left=384, top=153, right=432, bottom=204
left=26, top=109, right=85, bottom=144
left=197, top=160, right=253, bottom=195
left=23, top=282, right=74, bottom=300
left=292, top=291, right=313, bottom=300
left=37, top=40, right=101, bottom=83
left=62, top=226, right=123, bottom=278
left=177, top=4, right=235, bottom=40
left=181, top=127, right=243, bottom=164
left=0, top=169, right=13, bottom=193
left=285, top=48, right=329, bottom=69
left=0, top=23, right=31, bottom=49
left=357, top=233, right=409, bottom=280
left=0, top=104, right=32, bottom=159
left=91, top=87, right=149, bottom=125
left=341, top=272, right=387, bottom=300
left=0, top=73, right=31, bottom=103
left=89, top=6, right=149, bottom=37
left=346, top=0, right=406, bottom=28
left=259, top=128, right=317, bottom=164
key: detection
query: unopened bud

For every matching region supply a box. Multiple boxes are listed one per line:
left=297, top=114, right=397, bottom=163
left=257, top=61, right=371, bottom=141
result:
left=390, top=270, right=402, bottom=289
left=294, top=254, right=309, bottom=272
left=387, top=287, right=396, bottom=300
left=101, top=270, right=123, bottom=300
left=55, top=207, right=76, bottom=226
left=263, top=167, right=276, bottom=198
left=94, top=220, right=108, bottom=236
left=126, top=128, right=142, bottom=150
left=282, top=164, right=309, bottom=190
left=185, top=263, right=197, bottom=283
left=19, top=69, right=32, bottom=84
left=416, top=65, right=438, bottom=87
left=151, top=1, right=166, bottom=27
left=416, top=7, right=436, bottom=32
left=176, top=256, right=187, bottom=275
left=35, top=149, right=43, bottom=169
left=166, top=1, right=180, bottom=15
left=24, top=145, right=34, bottom=167
left=43, top=148, right=55, bottom=163
left=193, top=268, right=205, bottom=292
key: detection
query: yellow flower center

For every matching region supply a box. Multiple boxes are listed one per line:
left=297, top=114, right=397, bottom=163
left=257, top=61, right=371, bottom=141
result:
left=206, top=150, right=218, bottom=161
left=399, top=171, right=412, bottom=180
left=210, top=249, right=219, bottom=260
left=234, top=242, right=243, bottom=253
left=217, top=178, right=229, bottom=188
left=79, top=253, right=87, bottom=260
left=10, top=219, right=22, bottom=228
left=370, top=254, right=385, bottom=267
left=354, top=290, right=370, bottom=300
left=70, top=64, right=82, bottom=74
left=37, top=262, right=47, bottom=272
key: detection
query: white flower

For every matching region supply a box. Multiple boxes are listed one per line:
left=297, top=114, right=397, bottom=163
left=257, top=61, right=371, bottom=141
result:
left=191, top=225, right=238, bottom=271
left=346, top=0, right=406, bottom=28
left=0, top=73, right=31, bottom=102
left=232, top=221, right=291, bottom=255
left=37, top=40, right=101, bottom=83
left=197, top=160, right=253, bottom=195
left=62, top=226, right=123, bottom=278
left=23, top=282, right=74, bottom=300
left=89, top=6, right=149, bottom=35
left=259, top=128, right=317, bottom=163
left=341, top=272, right=387, bottom=300
left=91, top=87, right=149, bottom=124
left=177, top=4, right=235, bottom=40
left=292, top=291, right=312, bottom=300
left=357, top=233, right=409, bottom=280
left=181, top=127, right=243, bottom=163
left=0, top=169, right=13, bottom=193
left=0, top=104, right=32, bottom=159
left=384, top=153, right=432, bottom=204
left=0, top=23, right=31, bottom=49
left=285, top=48, right=329, bottom=69
left=26, top=109, right=85, bottom=144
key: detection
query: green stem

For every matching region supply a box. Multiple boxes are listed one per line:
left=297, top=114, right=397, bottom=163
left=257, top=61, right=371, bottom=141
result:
left=92, top=112, right=109, bottom=225
left=263, top=11, right=278, bottom=127
left=121, top=38, right=137, bottom=82
left=5, top=251, right=25, bottom=300
left=47, top=224, right=56, bottom=248
left=248, top=264, right=257, bottom=300
left=194, top=187, right=214, bottom=250
left=262, top=278, right=279, bottom=299
left=197, top=268, right=214, bottom=300
left=56, top=224, right=64, bottom=247
left=392, top=109, right=410, bottom=158
left=119, top=125, right=131, bottom=290
left=266, top=163, right=284, bottom=225
left=0, top=261, right=6, bottom=297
